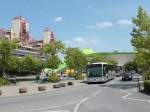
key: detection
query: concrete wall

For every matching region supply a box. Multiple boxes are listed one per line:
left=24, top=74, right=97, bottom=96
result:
left=106, top=53, right=135, bottom=66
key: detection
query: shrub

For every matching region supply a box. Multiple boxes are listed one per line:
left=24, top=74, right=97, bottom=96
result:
left=144, top=72, right=150, bottom=80
left=74, top=74, right=84, bottom=80
left=68, top=73, right=75, bottom=78
left=0, top=78, right=10, bottom=86
left=144, top=80, right=150, bottom=94
left=48, top=74, right=60, bottom=83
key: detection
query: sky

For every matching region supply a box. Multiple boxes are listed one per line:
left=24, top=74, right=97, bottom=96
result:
left=0, top=0, right=150, bottom=52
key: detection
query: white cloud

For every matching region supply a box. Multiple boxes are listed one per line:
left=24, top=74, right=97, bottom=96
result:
left=64, top=37, right=111, bottom=51
left=53, top=16, right=63, bottom=22
left=117, top=19, right=133, bottom=26
left=73, top=37, right=85, bottom=43
left=86, top=21, right=113, bottom=29
left=64, top=37, right=98, bottom=47
left=96, top=21, right=113, bottom=29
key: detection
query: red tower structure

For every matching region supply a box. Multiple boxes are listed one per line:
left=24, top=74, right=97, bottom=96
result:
left=20, top=19, right=30, bottom=46
left=12, top=16, right=30, bottom=46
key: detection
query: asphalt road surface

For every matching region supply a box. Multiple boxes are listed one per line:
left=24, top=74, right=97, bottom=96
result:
left=0, top=78, right=150, bottom=112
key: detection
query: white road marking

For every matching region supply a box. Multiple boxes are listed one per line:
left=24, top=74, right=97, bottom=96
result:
left=43, top=110, right=70, bottom=112
left=73, top=87, right=106, bottom=112
left=74, top=97, right=88, bottom=112
left=18, top=99, right=79, bottom=112
left=120, top=90, right=150, bottom=103
left=120, top=90, right=131, bottom=98
left=91, top=87, right=106, bottom=96
left=19, top=83, right=107, bottom=112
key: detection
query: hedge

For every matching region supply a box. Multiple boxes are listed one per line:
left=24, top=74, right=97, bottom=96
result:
left=48, top=74, right=60, bottom=83
left=144, top=80, right=150, bottom=94
left=74, top=74, right=84, bottom=80
left=0, top=78, right=10, bottom=86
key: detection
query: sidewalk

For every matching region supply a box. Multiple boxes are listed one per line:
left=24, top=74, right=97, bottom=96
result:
left=0, top=80, right=85, bottom=98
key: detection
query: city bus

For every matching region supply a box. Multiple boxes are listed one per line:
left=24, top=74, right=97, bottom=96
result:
left=86, top=62, right=116, bottom=83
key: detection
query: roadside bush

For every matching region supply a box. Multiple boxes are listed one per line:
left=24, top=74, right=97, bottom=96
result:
left=144, top=80, right=150, bottom=94
left=68, top=73, right=75, bottom=78
left=144, top=71, right=150, bottom=80
left=48, top=74, right=60, bottom=83
left=0, top=77, right=10, bottom=86
left=74, top=74, right=84, bottom=80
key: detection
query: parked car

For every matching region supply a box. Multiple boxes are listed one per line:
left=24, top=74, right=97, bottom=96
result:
left=122, top=72, right=133, bottom=81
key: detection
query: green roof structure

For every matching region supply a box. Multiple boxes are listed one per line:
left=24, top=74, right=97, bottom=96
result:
left=82, top=48, right=95, bottom=55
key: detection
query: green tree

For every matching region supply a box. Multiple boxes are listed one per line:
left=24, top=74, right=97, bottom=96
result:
left=42, top=41, right=65, bottom=74
left=43, top=40, right=65, bottom=57
left=123, top=61, right=138, bottom=72
left=17, top=55, right=42, bottom=75
left=46, top=55, right=61, bottom=74
left=131, top=6, right=150, bottom=79
left=65, top=47, right=88, bottom=75
left=7, top=56, right=20, bottom=75
left=0, top=38, right=17, bottom=76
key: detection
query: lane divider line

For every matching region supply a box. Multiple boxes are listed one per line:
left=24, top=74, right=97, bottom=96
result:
left=74, top=97, right=88, bottom=112
left=43, top=110, right=70, bottom=112
left=19, top=99, right=80, bottom=112
left=74, top=87, right=107, bottom=112
left=120, top=89, right=150, bottom=103
left=91, top=87, right=106, bottom=97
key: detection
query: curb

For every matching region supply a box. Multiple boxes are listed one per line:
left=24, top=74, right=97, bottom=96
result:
left=0, top=83, right=87, bottom=99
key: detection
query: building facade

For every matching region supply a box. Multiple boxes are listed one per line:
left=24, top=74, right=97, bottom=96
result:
left=12, top=16, right=30, bottom=46
left=43, top=27, right=55, bottom=45
left=0, top=16, right=56, bottom=58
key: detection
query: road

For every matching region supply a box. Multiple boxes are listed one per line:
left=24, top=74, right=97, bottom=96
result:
left=0, top=78, right=150, bottom=112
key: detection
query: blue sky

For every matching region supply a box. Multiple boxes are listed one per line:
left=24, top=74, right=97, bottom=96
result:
left=0, top=0, right=150, bottom=52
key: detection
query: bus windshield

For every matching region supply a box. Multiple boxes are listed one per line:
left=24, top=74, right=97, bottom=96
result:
left=87, top=64, right=102, bottom=77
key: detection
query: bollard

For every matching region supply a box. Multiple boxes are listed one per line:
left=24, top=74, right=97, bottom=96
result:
left=53, top=84, right=60, bottom=88
left=38, top=86, right=46, bottom=91
left=67, top=82, right=73, bottom=86
left=19, top=87, right=27, bottom=93
left=59, top=83, right=66, bottom=87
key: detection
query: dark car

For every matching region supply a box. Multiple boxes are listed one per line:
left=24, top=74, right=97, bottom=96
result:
left=122, top=72, right=132, bottom=81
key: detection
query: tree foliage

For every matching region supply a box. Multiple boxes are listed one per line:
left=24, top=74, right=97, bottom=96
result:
left=46, top=55, right=61, bottom=73
left=20, top=55, right=40, bottom=73
left=0, top=38, right=17, bottom=75
left=43, top=40, right=65, bottom=56
left=123, top=61, right=138, bottom=72
left=131, top=6, right=150, bottom=79
left=42, top=41, right=65, bottom=74
left=7, top=55, right=43, bottom=76
left=65, top=47, right=88, bottom=74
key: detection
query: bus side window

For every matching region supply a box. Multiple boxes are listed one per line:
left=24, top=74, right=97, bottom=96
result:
left=103, top=65, right=108, bottom=76
left=103, top=67, right=106, bottom=76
